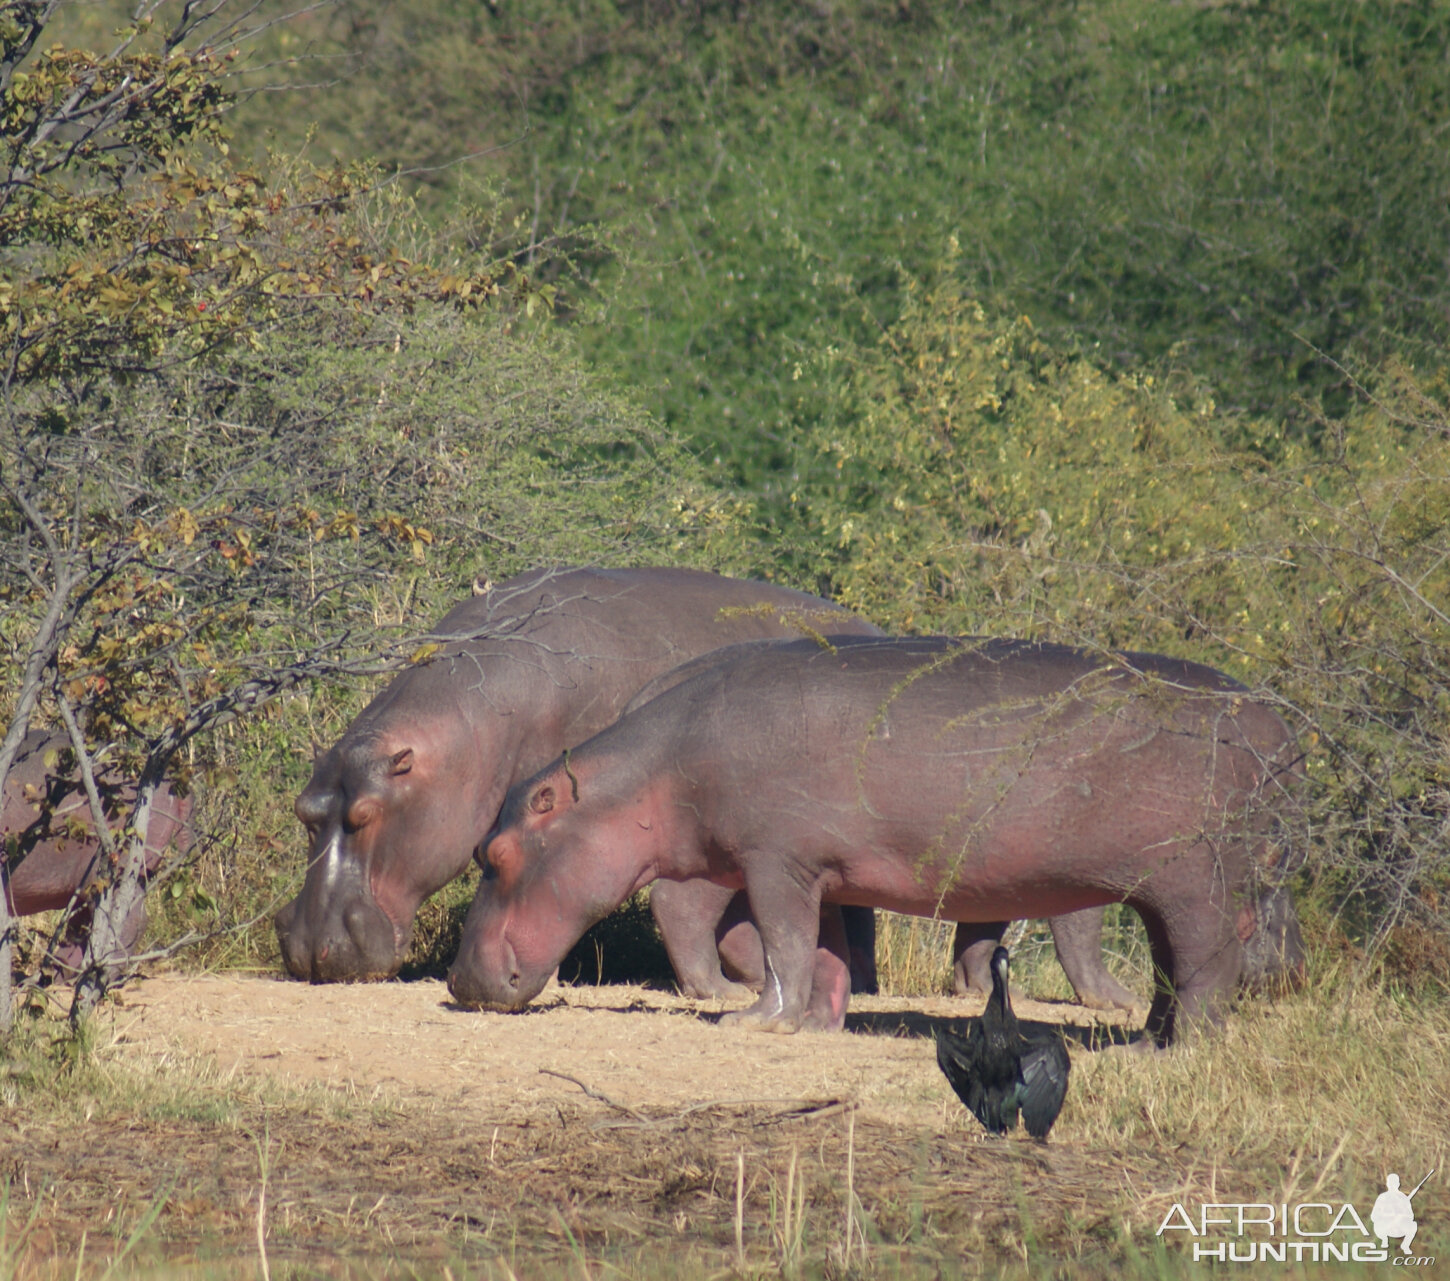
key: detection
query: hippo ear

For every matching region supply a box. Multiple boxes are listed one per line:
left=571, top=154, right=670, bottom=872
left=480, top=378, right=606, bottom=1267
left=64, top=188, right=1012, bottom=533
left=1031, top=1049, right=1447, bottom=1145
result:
left=1236, top=903, right=1258, bottom=943
left=388, top=748, right=414, bottom=777
left=529, top=785, right=555, bottom=816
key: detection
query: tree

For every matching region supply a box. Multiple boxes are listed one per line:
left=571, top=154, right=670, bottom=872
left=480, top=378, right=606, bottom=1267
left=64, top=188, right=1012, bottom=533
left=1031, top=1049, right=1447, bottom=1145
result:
left=0, top=0, right=738, bottom=1029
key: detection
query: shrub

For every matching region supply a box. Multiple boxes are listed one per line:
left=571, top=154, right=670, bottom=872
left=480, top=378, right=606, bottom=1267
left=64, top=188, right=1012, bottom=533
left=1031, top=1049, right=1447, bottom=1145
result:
left=789, top=264, right=1449, bottom=957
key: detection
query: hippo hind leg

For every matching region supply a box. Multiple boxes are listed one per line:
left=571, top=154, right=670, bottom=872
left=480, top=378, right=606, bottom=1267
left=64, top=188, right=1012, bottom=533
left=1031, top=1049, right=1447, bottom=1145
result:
left=1051, top=908, right=1145, bottom=1013
left=952, top=921, right=1006, bottom=997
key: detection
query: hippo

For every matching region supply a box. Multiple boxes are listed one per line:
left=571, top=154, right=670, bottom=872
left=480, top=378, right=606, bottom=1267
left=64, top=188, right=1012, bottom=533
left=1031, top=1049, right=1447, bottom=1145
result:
left=631, top=643, right=1304, bottom=1011
left=448, top=636, right=1303, bottom=1044
left=275, top=566, right=884, bottom=983
left=3, top=728, right=192, bottom=970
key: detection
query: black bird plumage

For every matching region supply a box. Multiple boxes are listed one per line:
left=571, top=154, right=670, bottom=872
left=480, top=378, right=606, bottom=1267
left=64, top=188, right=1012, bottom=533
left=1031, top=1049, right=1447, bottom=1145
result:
left=934, top=946, right=1070, bottom=1139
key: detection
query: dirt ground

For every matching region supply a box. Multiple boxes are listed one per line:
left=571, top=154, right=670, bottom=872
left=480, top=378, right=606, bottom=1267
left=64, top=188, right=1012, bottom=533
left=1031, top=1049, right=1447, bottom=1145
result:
left=109, top=972, right=1138, bottom=1126
left=5, top=972, right=1171, bottom=1277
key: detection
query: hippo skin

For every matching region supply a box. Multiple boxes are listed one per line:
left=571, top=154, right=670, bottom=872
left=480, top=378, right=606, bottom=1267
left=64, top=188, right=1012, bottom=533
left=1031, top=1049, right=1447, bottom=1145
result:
left=449, top=636, right=1303, bottom=1045
left=2, top=728, right=192, bottom=968
left=275, top=566, right=885, bottom=983
left=633, top=643, right=1306, bottom=1012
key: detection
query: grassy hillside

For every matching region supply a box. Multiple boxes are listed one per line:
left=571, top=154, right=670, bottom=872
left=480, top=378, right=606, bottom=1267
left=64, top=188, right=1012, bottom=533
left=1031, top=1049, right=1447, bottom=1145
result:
left=224, top=0, right=1450, bottom=485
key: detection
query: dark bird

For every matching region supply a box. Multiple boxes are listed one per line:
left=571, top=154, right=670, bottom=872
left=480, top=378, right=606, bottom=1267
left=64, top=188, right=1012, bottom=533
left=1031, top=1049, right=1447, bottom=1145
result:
left=934, top=946, right=1071, bottom=1139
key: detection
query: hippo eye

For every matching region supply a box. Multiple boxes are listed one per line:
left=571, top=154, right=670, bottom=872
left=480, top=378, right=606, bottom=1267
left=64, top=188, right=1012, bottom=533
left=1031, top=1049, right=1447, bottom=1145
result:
left=345, top=798, right=380, bottom=832
left=529, top=785, right=555, bottom=816
left=481, top=837, right=513, bottom=881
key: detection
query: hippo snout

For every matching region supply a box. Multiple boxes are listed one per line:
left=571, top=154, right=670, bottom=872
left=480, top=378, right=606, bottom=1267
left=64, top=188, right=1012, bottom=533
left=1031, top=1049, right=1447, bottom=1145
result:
left=274, top=892, right=402, bottom=983
left=446, top=938, right=527, bottom=1010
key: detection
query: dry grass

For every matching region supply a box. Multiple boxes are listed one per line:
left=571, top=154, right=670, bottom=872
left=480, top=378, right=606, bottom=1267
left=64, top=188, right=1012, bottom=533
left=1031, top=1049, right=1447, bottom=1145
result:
left=2, top=959, right=1447, bottom=1280
left=874, top=906, right=1152, bottom=1001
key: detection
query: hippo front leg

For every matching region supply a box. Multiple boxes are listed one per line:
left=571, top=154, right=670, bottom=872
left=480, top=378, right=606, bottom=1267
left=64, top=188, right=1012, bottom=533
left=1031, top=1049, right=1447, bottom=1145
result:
left=952, top=920, right=1007, bottom=996
left=717, top=899, right=877, bottom=1001
left=720, top=868, right=824, bottom=1034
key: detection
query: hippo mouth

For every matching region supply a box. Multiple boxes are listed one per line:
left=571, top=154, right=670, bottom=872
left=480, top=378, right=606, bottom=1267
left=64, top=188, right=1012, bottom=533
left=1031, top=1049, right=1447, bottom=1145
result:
left=445, top=930, right=553, bottom=1011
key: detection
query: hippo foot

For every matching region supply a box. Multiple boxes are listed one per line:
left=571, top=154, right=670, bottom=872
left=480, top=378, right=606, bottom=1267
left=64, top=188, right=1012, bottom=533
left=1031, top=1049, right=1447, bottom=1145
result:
left=1076, top=988, right=1148, bottom=1015
left=720, top=1005, right=803, bottom=1034
left=680, top=977, right=758, bottom=1002
left=799, top=1006, right=847, bottom=1034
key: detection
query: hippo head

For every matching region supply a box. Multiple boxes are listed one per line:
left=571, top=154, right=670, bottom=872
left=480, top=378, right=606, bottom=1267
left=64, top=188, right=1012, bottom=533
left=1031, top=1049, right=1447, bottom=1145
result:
left=447, top=759, right=663, bottom=1010
left=275, top=719, right=490, bottom=982
left=1239, top=882, right=1308, bottom=994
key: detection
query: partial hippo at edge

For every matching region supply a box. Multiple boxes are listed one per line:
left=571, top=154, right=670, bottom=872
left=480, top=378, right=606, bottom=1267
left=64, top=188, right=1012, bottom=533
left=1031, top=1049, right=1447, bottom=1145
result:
left=632, top=643, right=1306, bottom=1013
left=275, top=566, right=883, bottom=983
left=448, top=637, right=1303, bottom=1045
left=3, top=728, right=193, bottom=971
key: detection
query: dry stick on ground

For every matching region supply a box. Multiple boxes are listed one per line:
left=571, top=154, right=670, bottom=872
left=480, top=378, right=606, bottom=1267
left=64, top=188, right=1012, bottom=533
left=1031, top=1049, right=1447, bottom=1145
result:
left=537, top=1069, right=650, bottom=1123
left=253, top=1124, right=273, bottom=1281
left=538, top=1071, right=861, bottom=1133
left=736, top=1150, right=746, bottom=1270
left=600, top=1097, right=859, bottom=1132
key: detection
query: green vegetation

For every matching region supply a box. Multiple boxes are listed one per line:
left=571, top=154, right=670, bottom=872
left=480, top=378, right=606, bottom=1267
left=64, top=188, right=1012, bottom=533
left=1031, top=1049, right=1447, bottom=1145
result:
left=223, top=1, right=1450, bottom=468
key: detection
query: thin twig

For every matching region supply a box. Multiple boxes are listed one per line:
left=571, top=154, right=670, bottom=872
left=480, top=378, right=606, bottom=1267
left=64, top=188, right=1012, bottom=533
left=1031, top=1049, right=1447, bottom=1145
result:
left=537, top=1069, right=649, bottom=1122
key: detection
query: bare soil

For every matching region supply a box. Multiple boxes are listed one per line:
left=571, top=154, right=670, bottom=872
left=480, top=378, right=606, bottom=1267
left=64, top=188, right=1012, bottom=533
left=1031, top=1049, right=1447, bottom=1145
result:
left=5, top=972, right=1170, bottom=1277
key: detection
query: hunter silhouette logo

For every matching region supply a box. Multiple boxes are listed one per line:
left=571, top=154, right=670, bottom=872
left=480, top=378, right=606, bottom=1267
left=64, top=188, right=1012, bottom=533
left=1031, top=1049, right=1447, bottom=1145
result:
left=1156, top=1167, right=1437, bottom=1264
left=1372, top=1171, right=1433, bottom=1256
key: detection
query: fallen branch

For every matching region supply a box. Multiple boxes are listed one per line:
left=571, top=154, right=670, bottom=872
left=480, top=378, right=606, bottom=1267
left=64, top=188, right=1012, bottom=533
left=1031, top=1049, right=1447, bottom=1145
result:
left=537, top=1069, right=649, bottom=1123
